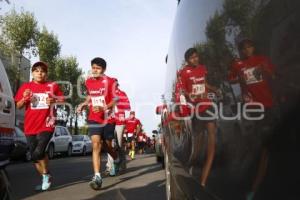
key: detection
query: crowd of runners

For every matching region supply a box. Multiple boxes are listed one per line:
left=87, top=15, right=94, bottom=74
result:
left=14, top=57, right=153, bottom=191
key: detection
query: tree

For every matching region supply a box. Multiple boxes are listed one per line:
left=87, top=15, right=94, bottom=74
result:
left=54, top=56, right=83, bottom=134
left=0, top=9, right=39, bottom=92
left=37, top=26, right=61, bottom=80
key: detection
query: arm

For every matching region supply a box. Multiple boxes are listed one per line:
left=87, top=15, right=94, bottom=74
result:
left=76, top=96, right=91, bottom=113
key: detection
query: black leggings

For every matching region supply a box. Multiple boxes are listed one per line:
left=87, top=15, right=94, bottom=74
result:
left=26, top=132, right=52, bottom=162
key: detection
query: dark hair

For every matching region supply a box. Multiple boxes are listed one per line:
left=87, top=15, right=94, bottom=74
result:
left=31, top=61, right=48, bottom=73
left=238, top=39, right=254, bottom=51
left=91, top=57, right=107, bottom=69
left=184, top=48, right=198, bottom=62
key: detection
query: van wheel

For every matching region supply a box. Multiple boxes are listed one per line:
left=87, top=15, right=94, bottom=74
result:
left=48, top=144, right=55, bottom=159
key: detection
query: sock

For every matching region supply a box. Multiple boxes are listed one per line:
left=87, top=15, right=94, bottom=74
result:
left=95, top=172, right=101, bottom=178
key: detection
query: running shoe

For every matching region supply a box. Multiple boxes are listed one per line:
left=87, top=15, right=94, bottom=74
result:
left=41, top=174, right=52, bottom=191
left=89, top=175, right=102, bottom=190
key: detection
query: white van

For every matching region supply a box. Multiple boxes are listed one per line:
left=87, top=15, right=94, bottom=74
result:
left=0, top=58, right=15, bottom=164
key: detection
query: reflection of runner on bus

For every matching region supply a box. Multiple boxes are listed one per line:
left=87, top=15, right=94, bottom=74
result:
left=124, top=111, right=141, bottom=160
left=106, top=78, right=131, bottom=174
left=15, top=61, right=64, bottom=191
left=179, top=48, right=220, bottom=188
left=228, top=39, right=277, bottom=200
left=77, top=57, right=119, bottom=190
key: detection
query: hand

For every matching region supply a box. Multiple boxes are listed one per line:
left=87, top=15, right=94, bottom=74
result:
left=46, top=97, right=55, bottom=106
left=23, top=89, right=31, bottom=101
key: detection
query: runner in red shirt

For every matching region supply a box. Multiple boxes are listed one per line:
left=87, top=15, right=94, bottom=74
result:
left=136, top=128, right=146, bottom=154
left=76, top=57, right=119, bottom=190
left=15, top=61, right=64, bottom=191
left=124, top=111, right=141, bottom=160
left=228, top=39, right=277, bottom=200
left=105, top=78, right=131, bottom=173
left=179, top=48, right=220, bottom=188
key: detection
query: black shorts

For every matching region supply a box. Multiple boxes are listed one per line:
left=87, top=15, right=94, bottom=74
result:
left=88, top=120, right=115, bottom=140
left=252, top=108, right=277, bottom=147
left=137, top=142, right=145, bottom=149
left=26, top=131, right=53, bottom=162
left=127, top=136, right=135, bottom=143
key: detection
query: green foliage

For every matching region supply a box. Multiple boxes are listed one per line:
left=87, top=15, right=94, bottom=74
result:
left=193, top=0, right=269, bottom=86
left=54, top=56, right=83, bottom=107
left=0, top=9, right=38, bottom=56
left=37, top=26, right=61, bottom=80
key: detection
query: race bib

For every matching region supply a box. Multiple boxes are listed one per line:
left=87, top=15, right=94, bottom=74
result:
left=243, top=67, right=262, bottom=84
left=31, top=93, right=49, bottom=110
left=192, top=84, right=205, bottom=95
left=91, top=96, right=106, bottom=107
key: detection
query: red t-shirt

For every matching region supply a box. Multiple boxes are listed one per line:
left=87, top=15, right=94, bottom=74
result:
left=114, top=89, right=131, bottom=125
left=179, top=64, right=211, bottom=113
left=125, top=117, right=141, bottom=137
left=86, top=76, right=117, bottom=124
left=229, top=55, right=274, bottom=108
left=137, top=132, right=144, bottom=143
left=14, top=81, right=63, bottom=135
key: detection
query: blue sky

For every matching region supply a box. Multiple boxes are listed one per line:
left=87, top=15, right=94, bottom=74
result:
left=1, top=0, right=177, bottom=134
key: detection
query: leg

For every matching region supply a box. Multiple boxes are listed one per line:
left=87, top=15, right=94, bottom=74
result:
left=106, top=153, right=114, bottom=172
left=91, top=135, right=102, bottom=174
left=251, top=148, right=269, bottom=193
left=200, top=121, right=216, bottom=187
left=32, top=132, right=52, bottom=175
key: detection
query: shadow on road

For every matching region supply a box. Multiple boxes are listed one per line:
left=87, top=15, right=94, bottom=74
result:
left=85, top=180, right=166, bottom=200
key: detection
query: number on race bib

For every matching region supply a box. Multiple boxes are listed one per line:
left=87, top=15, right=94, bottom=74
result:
left=192, top=84, right=205, bottom=95
left=31, top=93, right=49, bottom=110
left=91, top=96, right=106, bottom=107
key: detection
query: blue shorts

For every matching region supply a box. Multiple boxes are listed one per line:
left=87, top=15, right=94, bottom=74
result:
left=88, top=120, right=115, bottom=140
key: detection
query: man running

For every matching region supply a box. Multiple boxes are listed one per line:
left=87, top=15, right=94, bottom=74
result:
left=77, top=57, right=119, bottom=190
left=228, top=39, right=276, bottom=200
left=106, top=78, right=131, bottom=174
left=124, top=111, right=141, bottom=160
left=15, top=61, right=64, bottom=191
left=179, top=48, right=220, bottom=188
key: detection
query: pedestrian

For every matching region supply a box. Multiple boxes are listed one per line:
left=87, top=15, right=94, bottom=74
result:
left=15, top=61, right=64, bottom=191
left=228, top=39, right=277, bottom=200
left=179, top=48, right=220, bottom=188
left=105, top=78, right=131, bottom=174
left=77, top=57, right=119, bottom=190
left=124, top=111, right=141, bottom=160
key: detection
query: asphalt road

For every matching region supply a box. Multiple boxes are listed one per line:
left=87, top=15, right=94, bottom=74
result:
left=6, top=153, right=166, bottom=200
